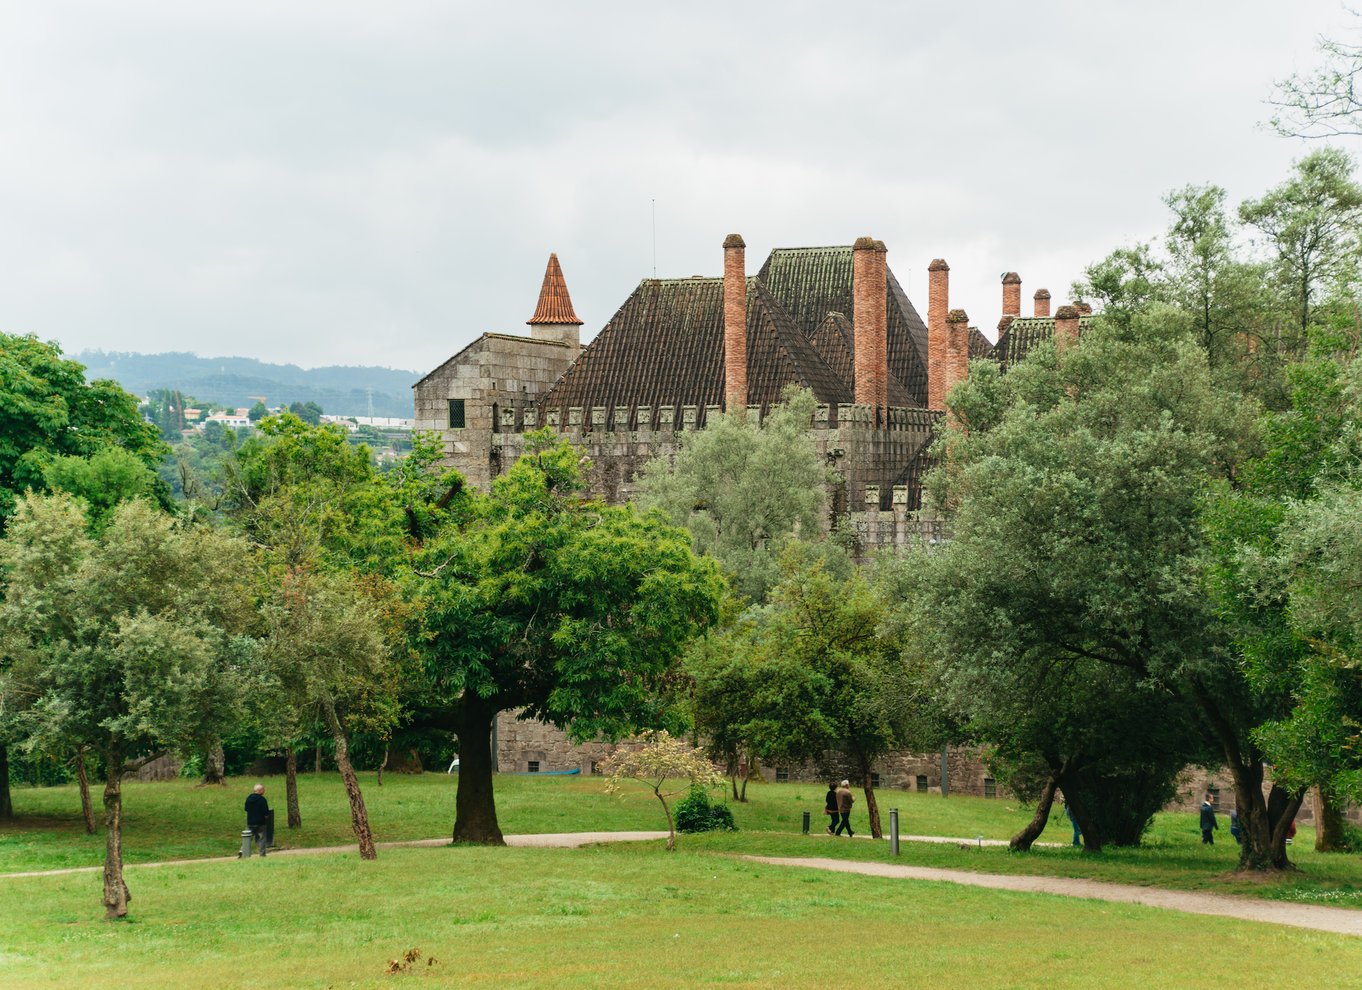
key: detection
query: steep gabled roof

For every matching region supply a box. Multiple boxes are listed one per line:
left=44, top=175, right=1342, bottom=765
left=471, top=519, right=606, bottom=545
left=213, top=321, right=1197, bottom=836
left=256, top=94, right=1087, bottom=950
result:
left=539, top=276, right=852, bottom=426
left=891, top=418, right=944, bottom=511
left=756, top=246, right=930, bottom=406
left=527, top=252, right=583, bottom=326
left=994, top=315, right=1095, bottom=371
left=808, top=310, right=915, bottom=407
left=969, top=327, right=995, bottom=360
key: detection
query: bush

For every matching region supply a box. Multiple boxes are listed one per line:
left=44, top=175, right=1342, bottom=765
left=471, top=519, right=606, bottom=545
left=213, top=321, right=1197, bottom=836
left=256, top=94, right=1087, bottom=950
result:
left=674, top=786, right=737, bottom=833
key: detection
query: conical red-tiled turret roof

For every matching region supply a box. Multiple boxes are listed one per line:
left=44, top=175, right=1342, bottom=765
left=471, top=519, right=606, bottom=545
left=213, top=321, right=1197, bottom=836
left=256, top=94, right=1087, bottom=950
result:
left=527, top=253, right=583, bottom=326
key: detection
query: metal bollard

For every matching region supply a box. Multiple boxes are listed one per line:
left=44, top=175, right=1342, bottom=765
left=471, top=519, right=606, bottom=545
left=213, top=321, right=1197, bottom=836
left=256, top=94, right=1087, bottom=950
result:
left=889, top=808, right=900, bottom=856
left=801, top=810, right=810, bottom=834
left=239, top=829, right=255, bottom=858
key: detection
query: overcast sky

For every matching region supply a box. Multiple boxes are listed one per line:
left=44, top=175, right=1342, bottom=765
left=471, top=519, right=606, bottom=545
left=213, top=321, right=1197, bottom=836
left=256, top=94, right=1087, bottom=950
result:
left=1, top=1, right=1356, bottom=375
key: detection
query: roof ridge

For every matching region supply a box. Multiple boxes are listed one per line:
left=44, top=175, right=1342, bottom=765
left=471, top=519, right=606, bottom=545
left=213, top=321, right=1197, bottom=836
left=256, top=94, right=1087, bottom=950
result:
left=527, top=253, right=583, bottom=326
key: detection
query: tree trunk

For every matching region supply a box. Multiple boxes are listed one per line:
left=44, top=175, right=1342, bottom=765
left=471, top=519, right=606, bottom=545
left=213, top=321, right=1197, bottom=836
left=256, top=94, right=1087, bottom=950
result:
left=200, top=740, right=226, bottom=786
left=860, top=763, right=883, bottom=840
left=285, top=747, right=301, bottom=829
left=77, top=748, right=96, bottom=835
left=452, top=695, right=504, bottom=845
left=1009, top=772, right=1059, bottom=852
left=739, top=772, right=748, bottom=803
left=731, top=774, right=739, bottom=801
left=1192, top=685, right=1300, bottom=871
left=323, top=706, right=376, bottom=860
left=377, top=746, right=389, bottom=787
left=1226, top=754, right=1303, bottom=870
left=1313, top=785, right=1349, bottom=853
left=0, top=743, right=13, bottom=820
left=102, top=763, right=131, bottom=919
left=315, top=744, right=322, bottom=774
left=656, top=788, right=676, bottom=852
left=1060, top=782, right=1102, bottom=854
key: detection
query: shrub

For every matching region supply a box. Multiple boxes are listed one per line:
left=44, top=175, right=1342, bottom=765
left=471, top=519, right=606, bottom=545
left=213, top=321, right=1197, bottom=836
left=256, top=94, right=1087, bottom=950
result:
left=675, top=786, right=737, bottom=833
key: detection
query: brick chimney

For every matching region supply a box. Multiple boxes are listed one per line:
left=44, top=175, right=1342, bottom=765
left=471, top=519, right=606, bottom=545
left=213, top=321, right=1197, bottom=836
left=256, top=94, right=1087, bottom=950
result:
left=927, top=259, right=950, bottom=409
left=1002, top=272, right=1021, bottom=318
left=1074, top=301, right=1093, bottom=316
left=1033, top=288, right=1051, bottom=318
left=1054, top=304, right=1080, bottom=350
left=853, top=236, right=888, bottom=414
left=723, top=234, right=747, bottom=411
left=997, top=315, right=1015, bottom=339
left=945, top=308, right=971, bottom=402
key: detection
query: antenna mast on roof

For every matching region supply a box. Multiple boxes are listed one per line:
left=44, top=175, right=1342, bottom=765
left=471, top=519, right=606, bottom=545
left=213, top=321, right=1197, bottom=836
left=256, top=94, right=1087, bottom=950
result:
left=651, top=198, right=657, bottom=277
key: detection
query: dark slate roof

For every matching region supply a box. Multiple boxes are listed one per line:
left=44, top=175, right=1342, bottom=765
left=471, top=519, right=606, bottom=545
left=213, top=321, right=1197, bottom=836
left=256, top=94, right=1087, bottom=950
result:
left=891, top=418, right=943, bottom=511
left=540, top=277, right=852, bottom=427
left=756, top=247, right=930, bottom=406
left=808, top=310, right=916, bottom=407
left=993, top=315, right=1095, bottom=371
left=969, top=328, right=995, bottom=360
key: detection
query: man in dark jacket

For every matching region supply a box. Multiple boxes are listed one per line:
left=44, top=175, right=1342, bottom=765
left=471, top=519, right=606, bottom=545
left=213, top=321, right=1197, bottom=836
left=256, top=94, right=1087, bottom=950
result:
left=245, top=783, right=270, bottom=857
left=1199, top=794, right=1218, bottom=845
left=834, top=780, right=855, bottom=837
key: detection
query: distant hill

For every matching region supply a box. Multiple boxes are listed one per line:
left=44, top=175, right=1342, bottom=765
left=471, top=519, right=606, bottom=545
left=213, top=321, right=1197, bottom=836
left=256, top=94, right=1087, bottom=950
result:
left=76, top=351, right=420, bottom=419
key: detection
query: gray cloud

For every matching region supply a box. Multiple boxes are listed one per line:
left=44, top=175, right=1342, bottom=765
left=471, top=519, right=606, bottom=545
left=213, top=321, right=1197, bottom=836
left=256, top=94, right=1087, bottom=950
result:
left=0, top=0, right=1353, bottom=375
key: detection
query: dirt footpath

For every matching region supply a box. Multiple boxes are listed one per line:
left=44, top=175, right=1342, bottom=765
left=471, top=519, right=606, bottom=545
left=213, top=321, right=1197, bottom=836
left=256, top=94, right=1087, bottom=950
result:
left=745, top=855, right=1362, bottom=937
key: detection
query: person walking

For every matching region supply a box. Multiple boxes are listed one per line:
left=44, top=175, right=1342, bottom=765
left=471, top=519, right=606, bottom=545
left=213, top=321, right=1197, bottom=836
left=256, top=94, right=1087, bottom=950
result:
left=834, top=779, right=855, bottom=837
left=1199, top=794, right=1218, bottom=845
left=245, top=783, right=271, bottom=858
left=824, top=783, right=839, bottom=835
left=1063, top=798, right=1081, bottom=848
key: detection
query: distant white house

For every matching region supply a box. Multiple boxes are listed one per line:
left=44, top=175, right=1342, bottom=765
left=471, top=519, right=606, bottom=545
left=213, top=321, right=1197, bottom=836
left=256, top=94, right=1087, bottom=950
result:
left=321, top=414, right=415, bottom=431
left=200, top=411, right=251, bottom=429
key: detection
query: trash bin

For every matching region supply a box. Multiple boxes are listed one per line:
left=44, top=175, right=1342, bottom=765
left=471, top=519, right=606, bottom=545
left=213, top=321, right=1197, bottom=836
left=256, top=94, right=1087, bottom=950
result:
left=239, top=829, right=255, bottom=858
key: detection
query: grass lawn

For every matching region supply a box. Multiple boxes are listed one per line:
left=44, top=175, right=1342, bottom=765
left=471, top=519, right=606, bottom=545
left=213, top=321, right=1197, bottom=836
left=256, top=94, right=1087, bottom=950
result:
left=3, top=842, right=1359, bottom=990
left=4, top=772, right=1362, bottom=912
left=0, top=772, right=1051, bottom=873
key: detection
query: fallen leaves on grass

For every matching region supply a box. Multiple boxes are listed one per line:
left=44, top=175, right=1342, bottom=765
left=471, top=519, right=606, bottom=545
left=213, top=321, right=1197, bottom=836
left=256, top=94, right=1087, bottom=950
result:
left=385, top=948, right=440, bottom=976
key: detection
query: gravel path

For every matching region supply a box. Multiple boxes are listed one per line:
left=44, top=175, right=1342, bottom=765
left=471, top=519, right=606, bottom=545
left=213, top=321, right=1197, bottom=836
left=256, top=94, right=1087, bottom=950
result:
left=745, top=854, right=1362, bottom=936
left=9, top=832, right=1359, bottom=937
left=0, top=831, right=668, bottom=880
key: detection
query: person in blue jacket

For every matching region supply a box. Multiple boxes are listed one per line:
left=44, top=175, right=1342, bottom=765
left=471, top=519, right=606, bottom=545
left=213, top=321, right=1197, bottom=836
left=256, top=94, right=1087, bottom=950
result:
left=1199, top=794, right=1218, bottom=845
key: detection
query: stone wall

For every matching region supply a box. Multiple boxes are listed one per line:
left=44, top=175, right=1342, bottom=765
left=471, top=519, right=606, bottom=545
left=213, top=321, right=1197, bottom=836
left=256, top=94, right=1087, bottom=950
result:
left=489, top=401, right=942, bottom=554
left=413, top=333, right=578, bottom=490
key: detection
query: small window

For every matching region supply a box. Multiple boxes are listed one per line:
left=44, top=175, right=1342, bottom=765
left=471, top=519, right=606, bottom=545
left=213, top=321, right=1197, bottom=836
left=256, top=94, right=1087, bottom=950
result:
left=527, top=760, right=540, bottom=774
left=916, top=775, right=928, bottom=792
left=984, top=777, right=997, bottom=799
left=448, top=399, right=466, bottom=429
left=590, top=761, right=602, bottom=776
left=870, top=772, right=881, bottom=788
left=775, top=767, right=789, bottom=783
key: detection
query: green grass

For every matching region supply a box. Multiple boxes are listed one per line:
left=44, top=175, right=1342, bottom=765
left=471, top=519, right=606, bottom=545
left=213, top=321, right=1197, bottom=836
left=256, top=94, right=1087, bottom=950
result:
left=4, top=773, right=1361, bottom=912
left=0, top=772, right=1044, bottom=873
left=3, top=843, right=1360, bottom=990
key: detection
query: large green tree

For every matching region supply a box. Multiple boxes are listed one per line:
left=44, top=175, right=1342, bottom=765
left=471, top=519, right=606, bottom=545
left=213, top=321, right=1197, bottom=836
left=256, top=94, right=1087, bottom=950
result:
left=227, top=414, right=446, bottom=824
left=0, top=334, right=166, bottom=819
left=690, top=548, right=940, bottom=839
left=0, top=333, right=165, bottom=529
left=0, top=495, right=253, bottom=917
left=1239, top=149, right=1362, bottom=342
left=410, top=432, right=724, bottom=844
left=635, top=387, right=833, bottom=603
left=913, top=313, right=1305, bottom=865
left=259, top=568, right=401, bottom=859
